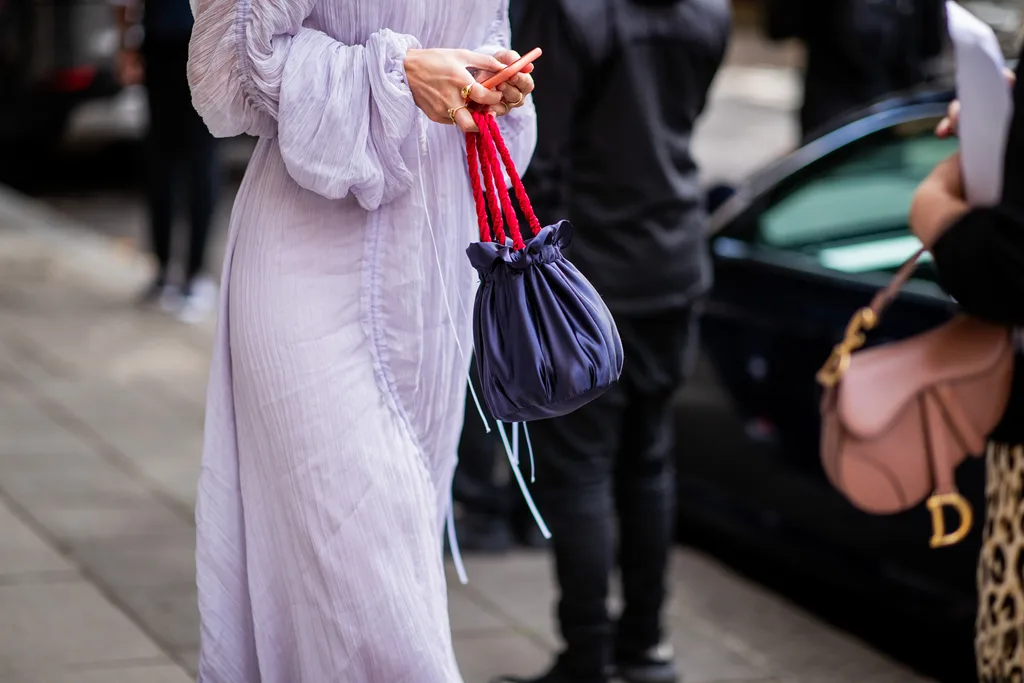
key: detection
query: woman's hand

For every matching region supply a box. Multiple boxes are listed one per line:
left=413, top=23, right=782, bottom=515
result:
left=936, top=67, right=1016, bottom=138
left=473, top=50, right=536, bottom=118
left=910, top=152, right=969, bottom=247
left=404, top=49, right=506, bottom=132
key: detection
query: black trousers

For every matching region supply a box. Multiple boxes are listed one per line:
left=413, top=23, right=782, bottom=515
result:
left=143, top=37, right=220, bottom=286
left=529, top=307, right=698, bottom=677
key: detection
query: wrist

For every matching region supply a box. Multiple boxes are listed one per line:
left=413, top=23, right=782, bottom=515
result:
left=913, top=181, right=968, bottom=247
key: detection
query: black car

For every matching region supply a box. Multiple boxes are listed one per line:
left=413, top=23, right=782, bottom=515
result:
left=676, top=88, right=981, bottom=680
left=0, top=0, right=122, bottom=148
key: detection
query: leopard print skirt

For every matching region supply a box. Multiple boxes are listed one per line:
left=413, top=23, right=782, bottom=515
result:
left=976, top=443, right=1024, bottom=681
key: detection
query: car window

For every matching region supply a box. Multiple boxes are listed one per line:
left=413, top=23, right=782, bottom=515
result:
left=755, top=118, right=958, bottom=277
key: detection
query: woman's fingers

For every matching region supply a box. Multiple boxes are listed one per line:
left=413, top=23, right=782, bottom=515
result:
left=465, top=82, right=503, bottom=107
left=495, top=49, right=520, bottom=65
left=486, top=102, right=511, bottom=117
left=492, top=49, right=534, bottom=75
left=453, top=107, right=479, bottom=133
left=936, top=100, right=960, bottom=138
left=498, top=84, right=523, bottom=106
left=505, top=72, right=535, bottom=97
left=459, top=50, right=506, bottom=74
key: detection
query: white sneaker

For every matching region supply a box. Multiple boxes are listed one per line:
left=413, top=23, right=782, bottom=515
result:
left=159, top=286, right=185, bottom=314
left=138, top=280, right=182, bottom=312
left=176, top=276, right=217, bottom=324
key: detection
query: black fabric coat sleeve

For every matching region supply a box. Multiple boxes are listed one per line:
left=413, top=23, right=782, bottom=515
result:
left=931, top=51, right=1024, bottom=327
left=512, top=0, right=595, bottom=228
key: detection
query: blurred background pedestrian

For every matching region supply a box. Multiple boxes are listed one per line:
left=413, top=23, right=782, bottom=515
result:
left=491, top=0, right=732, bottom=681
left=764, top=0, right=946, bottom=143
left=115, top=0, right=221, bottom=323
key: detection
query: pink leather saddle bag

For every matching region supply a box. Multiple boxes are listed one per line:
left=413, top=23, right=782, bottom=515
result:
left=817, top=249, right=1014, bottom=548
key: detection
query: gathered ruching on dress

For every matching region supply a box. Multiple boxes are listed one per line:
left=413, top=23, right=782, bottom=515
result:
left=188, top=0, right=421, bottom=208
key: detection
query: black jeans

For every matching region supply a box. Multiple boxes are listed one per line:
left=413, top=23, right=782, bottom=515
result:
left=529, top=308, right=698, bottom=677
left=143, top=37, right=220, bottom=286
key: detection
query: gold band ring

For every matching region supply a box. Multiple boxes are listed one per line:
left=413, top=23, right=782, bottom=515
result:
left=448, top=105, right=469, bottom=125
left=460, top=82, right=475, bottom=100
left=507, top=91, right=525, bottom=107
left=497, top=102, right=511, bottom=116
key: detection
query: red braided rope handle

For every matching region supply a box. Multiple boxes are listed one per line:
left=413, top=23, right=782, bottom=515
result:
left=465, top=134, right=490, bottom=243
left=475, top=112, right=526, bottom=251
left=483, top=115, right=543, bottom=237
left=464, top=110, right=541, bottom=250
left=475, top=126, right=508, bottom=245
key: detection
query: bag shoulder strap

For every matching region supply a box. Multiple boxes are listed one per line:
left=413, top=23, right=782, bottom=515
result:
left=817, top=247, right=926, bottom=388
left=867, top=247, right=927, bottom=317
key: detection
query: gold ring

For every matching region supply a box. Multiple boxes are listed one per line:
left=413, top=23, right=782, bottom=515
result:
left=448, top=105, right=469, bottom=125
left=460, top=82, right=475, bottom=100
left=497, top=102, right=510, bottom=116
left=507, top=91, right=525, bottom=107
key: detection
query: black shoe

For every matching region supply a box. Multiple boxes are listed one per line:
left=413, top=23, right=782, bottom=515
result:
left=489, top=662, right=609, bottom=683
left=615, top=643, right=679, bottom=683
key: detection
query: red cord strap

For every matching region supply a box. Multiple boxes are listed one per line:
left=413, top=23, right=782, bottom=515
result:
left=478, top=113, right=525, bottom=251
left=463, top=110, right=542, bottom=250
left=465, top=134, right=490, bottom=243
left=476, top=122, right=509, bottom=246
left=483, top=115, right=543, bottom=237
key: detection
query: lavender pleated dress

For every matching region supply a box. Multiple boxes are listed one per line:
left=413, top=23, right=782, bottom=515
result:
left=185, top=1, right=536, bottom=680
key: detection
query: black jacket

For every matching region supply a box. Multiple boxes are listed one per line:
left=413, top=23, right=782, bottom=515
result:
left=932, top=49, right=1024, bottom=443
left=513, top=0, right=731, bottom=313
left=765, top=0, right=945, bottom=141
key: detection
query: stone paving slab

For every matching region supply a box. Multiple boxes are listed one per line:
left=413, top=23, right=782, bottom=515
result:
left=0, top=494, right=186, bottom=681
left=0, top=143, right=935, bottom=682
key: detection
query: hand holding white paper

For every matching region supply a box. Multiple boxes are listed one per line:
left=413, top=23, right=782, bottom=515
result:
left=945, top=1, right=1014, bottom=206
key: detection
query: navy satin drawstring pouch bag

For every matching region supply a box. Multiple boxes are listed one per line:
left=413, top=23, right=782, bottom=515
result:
left=464, top=111, right=623, bottom=423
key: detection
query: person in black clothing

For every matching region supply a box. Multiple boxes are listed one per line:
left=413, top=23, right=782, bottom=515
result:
left=117, top=0, right=221, bottom=323
left=492, top=1, right=731, bottom=682
left=909, top=46, right=1024, bottom=683
left=765, top=0, right=946, bottom=142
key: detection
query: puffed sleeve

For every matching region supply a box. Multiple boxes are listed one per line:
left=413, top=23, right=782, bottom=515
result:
left=473, top=2, right=538, bottom=175
left=186, top=0, right=422, bottom=209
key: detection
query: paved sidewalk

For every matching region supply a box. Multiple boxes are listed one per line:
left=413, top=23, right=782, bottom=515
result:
left=0, top=179, right=936, bottom=683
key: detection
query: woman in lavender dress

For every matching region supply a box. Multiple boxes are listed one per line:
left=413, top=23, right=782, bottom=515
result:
left=185, top=1, right=536, bottom=680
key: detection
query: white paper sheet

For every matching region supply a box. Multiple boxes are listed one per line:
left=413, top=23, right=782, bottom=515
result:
left=946, top=1, right=1014, bottom=206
